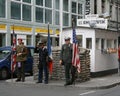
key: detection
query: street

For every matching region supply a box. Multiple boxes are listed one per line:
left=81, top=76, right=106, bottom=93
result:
left=0, top=81, right=120, bottom=96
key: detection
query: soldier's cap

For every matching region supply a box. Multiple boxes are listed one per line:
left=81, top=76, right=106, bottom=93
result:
left=38, top=41, right=44, bottom=45
left=18, top=38, right=23, bottom=41
left=64, top=37, right=71, bottom=41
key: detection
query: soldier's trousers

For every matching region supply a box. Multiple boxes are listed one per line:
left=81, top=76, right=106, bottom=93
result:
left=16, top=61, right=25, bottom=81
left=64, top=63, right=76, bottom=83
left=38, top=62, right=48, bottom=83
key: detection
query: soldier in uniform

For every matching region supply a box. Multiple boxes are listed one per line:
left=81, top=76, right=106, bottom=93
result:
left=36, top=41, right=49, bottom=84
left=16, top=38, right=27, bottom=82
left=59, top=37, right=76, bottom=86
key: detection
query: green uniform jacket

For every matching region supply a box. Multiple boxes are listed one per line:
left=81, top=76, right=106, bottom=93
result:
left=16, top=45, right=27, bottom=62
left=60, top=43, right=72, bottom=64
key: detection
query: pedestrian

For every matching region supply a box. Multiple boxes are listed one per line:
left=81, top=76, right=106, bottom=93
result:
left=59, top=37, right=76, bottom=86
left=36, top=41, right=49, bottom=84
left=118, top=44, right=120, bottom=70
left=16, top=38, right=27, bottom=82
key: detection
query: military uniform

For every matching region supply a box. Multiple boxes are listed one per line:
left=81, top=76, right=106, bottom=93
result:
left=37, top=47, right=49, bottom=84
left=16, top=44, right=27, bottom=82
left=60, top=43, right=76, bottom=85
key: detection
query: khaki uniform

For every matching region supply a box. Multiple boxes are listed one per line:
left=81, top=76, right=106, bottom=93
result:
left=16, top=45, right=27, bottom=82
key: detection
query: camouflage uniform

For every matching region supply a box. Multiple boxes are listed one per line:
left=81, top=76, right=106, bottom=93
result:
left=16, top=45, right=27, bottom=82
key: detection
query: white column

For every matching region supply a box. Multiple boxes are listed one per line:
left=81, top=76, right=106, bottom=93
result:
left=6, top=24, right=11, bottom=46
left=59, top=0, right=63, bottom=48
left=6, top=0, right=11, bottom=46
left=97, top=0, right=102, bottom=14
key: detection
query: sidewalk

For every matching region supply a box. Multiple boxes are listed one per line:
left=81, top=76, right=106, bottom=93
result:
left=6, top=74, right=120, bottom=89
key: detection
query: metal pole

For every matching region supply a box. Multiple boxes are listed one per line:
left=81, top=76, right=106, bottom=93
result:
left=117, top=0, right=120, bottom=76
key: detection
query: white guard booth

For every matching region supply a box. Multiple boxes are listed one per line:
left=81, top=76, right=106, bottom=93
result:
left=62, top=27, right=119, bottom=75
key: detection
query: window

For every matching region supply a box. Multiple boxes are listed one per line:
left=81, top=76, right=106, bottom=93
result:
left=72, top=2, right=76, bottom=13
left=45, top=9, right=52, bottom=24
left=86, top=38, right=92, bottom=49
left=101, top=39, right=105, bottom=49
left=23, top=0, right=31, bottom=3
left=22, top=4, right=31, bottom=21
left=0, top=33, right=5, bottom=47
left=45, top=0, right=52, bottom=8
left=27, top=35, right=31, bottom=45
left=63, top=13, right=69, bottom=26
left=11, top=2, right=21, bottom=20
left=0, top=0, right=5, bottom=18
left=71, top=15, right=77, bottom=27
left=36, top=0, right=43, bottom=6
left=55, top=0, right=59, bottom=10
left=78, top=3, right=82, bottom=14
left=63, top=0, right=68, bottom=12
left=76, top=35, right=82, bottom=47
left=96, top=38, right=100, bottom=49
left=107, top=39, right=112, bottom=48
left=36, top=7, right=43, bottom=23
left=114, top=39, right=117, bottom=48
left=55, top=11, right=59, bottom=25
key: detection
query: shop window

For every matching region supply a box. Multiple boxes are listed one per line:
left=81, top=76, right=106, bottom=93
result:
left=0, top=33, right=5, bottom=47
left=11, top=34, right=17, bottom=46
left=27, top=35, right=31, bottom=45
left=86, top=38, right=92, bottom=49
left=96, top=38, right=100, bottom=49
left=76, top=35, right=82, bottom=47
left=107, top=39, right=112, bottom=48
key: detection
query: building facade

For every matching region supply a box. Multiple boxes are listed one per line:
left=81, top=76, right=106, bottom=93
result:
left=87, top=0, right=120, bottom=31
left=0, top=0, right=85, bottom=47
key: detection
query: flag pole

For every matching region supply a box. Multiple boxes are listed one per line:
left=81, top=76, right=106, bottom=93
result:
left=11, top=25, right=14, bottom=82
left=11, top=25, right=16, bottom=82
left=47, top=22, right=53, bottom=76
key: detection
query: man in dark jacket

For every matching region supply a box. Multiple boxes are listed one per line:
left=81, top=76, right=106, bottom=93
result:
left=37, top=41, right=49, bottom=84
left=59, top=37, right=76, bottom=86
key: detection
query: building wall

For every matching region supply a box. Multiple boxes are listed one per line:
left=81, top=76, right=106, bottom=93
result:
left=95, top=29, right=118, bottom=72
left=0, top=0, right=85, bottom=47
left=89, top=0, right=120, bottom=31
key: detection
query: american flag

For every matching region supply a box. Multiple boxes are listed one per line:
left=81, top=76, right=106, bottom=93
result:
left=11, top=25, right=17, bottom=72
left=72, top=28, right=81, bottom=73
left=47, top=23, right=53, bottom=75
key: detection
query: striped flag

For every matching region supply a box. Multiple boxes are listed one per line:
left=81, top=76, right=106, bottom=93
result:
left=72, top=28, right=81, bottom=73
left=11, top=25, right=17, bottom=72
left=47, top=23, right=53, bottom=75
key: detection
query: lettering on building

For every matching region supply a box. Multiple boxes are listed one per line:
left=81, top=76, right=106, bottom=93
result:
left=85, top=0, right=90, bottom=15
